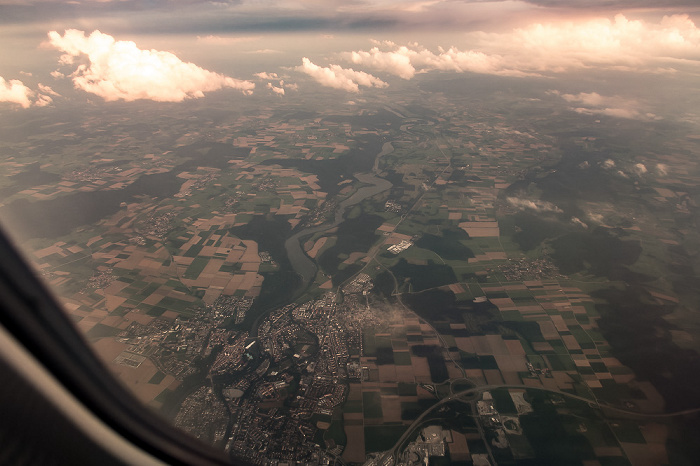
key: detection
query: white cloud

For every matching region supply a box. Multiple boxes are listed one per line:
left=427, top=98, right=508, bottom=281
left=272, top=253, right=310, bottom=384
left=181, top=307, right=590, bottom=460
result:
left=34, top=94, right=53, bottom=107
left=243, top=49, right=282, bottom=54
left=344, top=14, right=700, bottom=81
left=573, top=107, right=657, bottom=120
left=257, top=73, right=297, bottom=94
left=0, top=76, right=33, bottom=108
left=587, top=211, right=605, bottom=223
left=347, top=44, right=530, bottom=79
left=296, top=57, right=387, bottom=92
left=38, top=83, right=60, bottom=96
left=473, top=14, right=700, bottom=74
left=267, top=82, right=285, bottom=95
left=556, top=92, right=605, bottom=106
left=656, top=163, right=668, bottom=176
left=507, top=197, right=562, bottom=213
left=633, top=163, right=648, bottom=175
left=571, top=217, right=588, bottom=229
left=196, top=35, right=259, bottom=45
left=349, top=47, right=416, bottom=79
left=602, top=159, right=616, bottom=169
left=255, top=72, right=279, bottom=80
left=47, top=29, right=255, bottom=102
left=550, top=90, right=657, bottom=121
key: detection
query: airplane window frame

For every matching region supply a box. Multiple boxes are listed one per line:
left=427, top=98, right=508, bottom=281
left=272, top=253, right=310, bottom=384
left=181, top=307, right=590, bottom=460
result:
left=0, top=226, right=242, bottom=466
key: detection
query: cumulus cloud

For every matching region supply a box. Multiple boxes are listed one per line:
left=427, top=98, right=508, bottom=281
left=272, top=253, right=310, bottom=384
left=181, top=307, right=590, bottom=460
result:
left=587, top=211, right=605, bottom=224
left=0, top=77, right=57, bottom=108
left=573, top=106, right=657, bottom=120
left=656, top=163, right=668, bottom=176
left=257, top=73, right=297, bottom=95
left=296, top=57, right=387, bottom=92
left=348, top=47, right=416, bottom=79
left=507, top=197, right=562, bottom=213
left=549, top=90, right=657, bottom=121
left=255, top=72, right=279, bottom=80
left=0, top=76, right=33, bottom=108
left=347, top=44, right=531, bottom=79
left=34, top=94, right=53, bottom=107
left=47, top=29, right=255, bottom=102
left=556, top=92, right=605, bottom=106
left=571, top=217, right=588, bottom=229
left=602, top=159, right=616, bottom=169
left=633, top=163, right=648, bottom=175
left=38, top=83, right=59, bottom=97
left=267, top=82, right=285, bottom=95
left=344, top=14, right=700, bottom=80
left=474, top=14, right=700, bottom=74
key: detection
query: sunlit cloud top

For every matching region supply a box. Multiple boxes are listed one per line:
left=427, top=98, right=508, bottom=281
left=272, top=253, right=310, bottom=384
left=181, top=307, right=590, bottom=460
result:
left=0, top=77, right=33, bottom=108
left=297, top=58, right=388, bottom=92
left=342, top=14, right=700, bottom=82
left=47, top=29, right=255, bottom=102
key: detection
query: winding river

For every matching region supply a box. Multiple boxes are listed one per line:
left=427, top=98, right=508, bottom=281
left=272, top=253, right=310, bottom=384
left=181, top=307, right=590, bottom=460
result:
left=285, top=141, right=395, bottom=288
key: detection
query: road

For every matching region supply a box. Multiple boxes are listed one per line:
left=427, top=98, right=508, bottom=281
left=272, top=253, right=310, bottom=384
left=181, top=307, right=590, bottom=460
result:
left=373, top=383, right=700, bottom=466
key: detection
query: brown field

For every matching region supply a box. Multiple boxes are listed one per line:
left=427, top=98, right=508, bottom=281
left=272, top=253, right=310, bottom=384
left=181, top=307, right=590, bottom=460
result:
left=306, top=237, right=328, bottom=258
left=484, top=369, right=505, bottom=385
left=523, top=378, right=544, bottom=388
left=504, top=339, right=526, bottom=355
left=458, top=221, right=500, bottom=237
left=378, top=364, right=397, bottom=382
left=494, top=355, right=528, bottom=372
left=343, top=426, right=365, bottom=463
left=381, top=396, right=402, bottom=423
left=537, top=321, right=559, bottom=340
left=411, top=356, right=431, bottom=383
left=502, top=372, right=522, bottom=385
left=343, top=252, right=367, bottom=265
left=395, top=365, right=416, bottom=382
left=465, top=369, right=486, bottom=384
left=449, top=431, right=470, bottom=462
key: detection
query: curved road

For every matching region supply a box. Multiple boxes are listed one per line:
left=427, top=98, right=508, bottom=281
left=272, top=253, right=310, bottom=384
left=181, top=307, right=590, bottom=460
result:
left=374, top=383, right=700, bottom=466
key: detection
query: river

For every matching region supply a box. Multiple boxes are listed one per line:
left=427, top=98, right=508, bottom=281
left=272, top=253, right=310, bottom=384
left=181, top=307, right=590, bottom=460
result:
left=285, top=142, right=395, bottom=286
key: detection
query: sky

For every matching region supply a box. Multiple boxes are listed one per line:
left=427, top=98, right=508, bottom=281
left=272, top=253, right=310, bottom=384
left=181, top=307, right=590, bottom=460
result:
left=1, top=0, right=699, bottom=114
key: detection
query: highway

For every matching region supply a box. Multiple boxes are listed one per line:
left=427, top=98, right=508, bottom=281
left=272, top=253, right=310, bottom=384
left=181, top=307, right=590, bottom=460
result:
left=372, top=383, right=700, bottom=466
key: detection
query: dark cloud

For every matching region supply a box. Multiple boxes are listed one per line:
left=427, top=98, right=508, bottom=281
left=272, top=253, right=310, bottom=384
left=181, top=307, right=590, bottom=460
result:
left=0, top=1, right=241, bottom=27
left=1, top=0, right=698, bottom=34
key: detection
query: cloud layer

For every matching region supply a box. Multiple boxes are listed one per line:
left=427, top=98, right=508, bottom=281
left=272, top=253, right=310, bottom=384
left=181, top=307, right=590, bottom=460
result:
left=342, top=14, right=700, bottom=81
left=347, top=42, right=530, bottom=79
left=48, top=29, right=255, bottom=102
left=474, top=14, right=700, bottom=73
left=297, top=57, right=387, bottom=92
